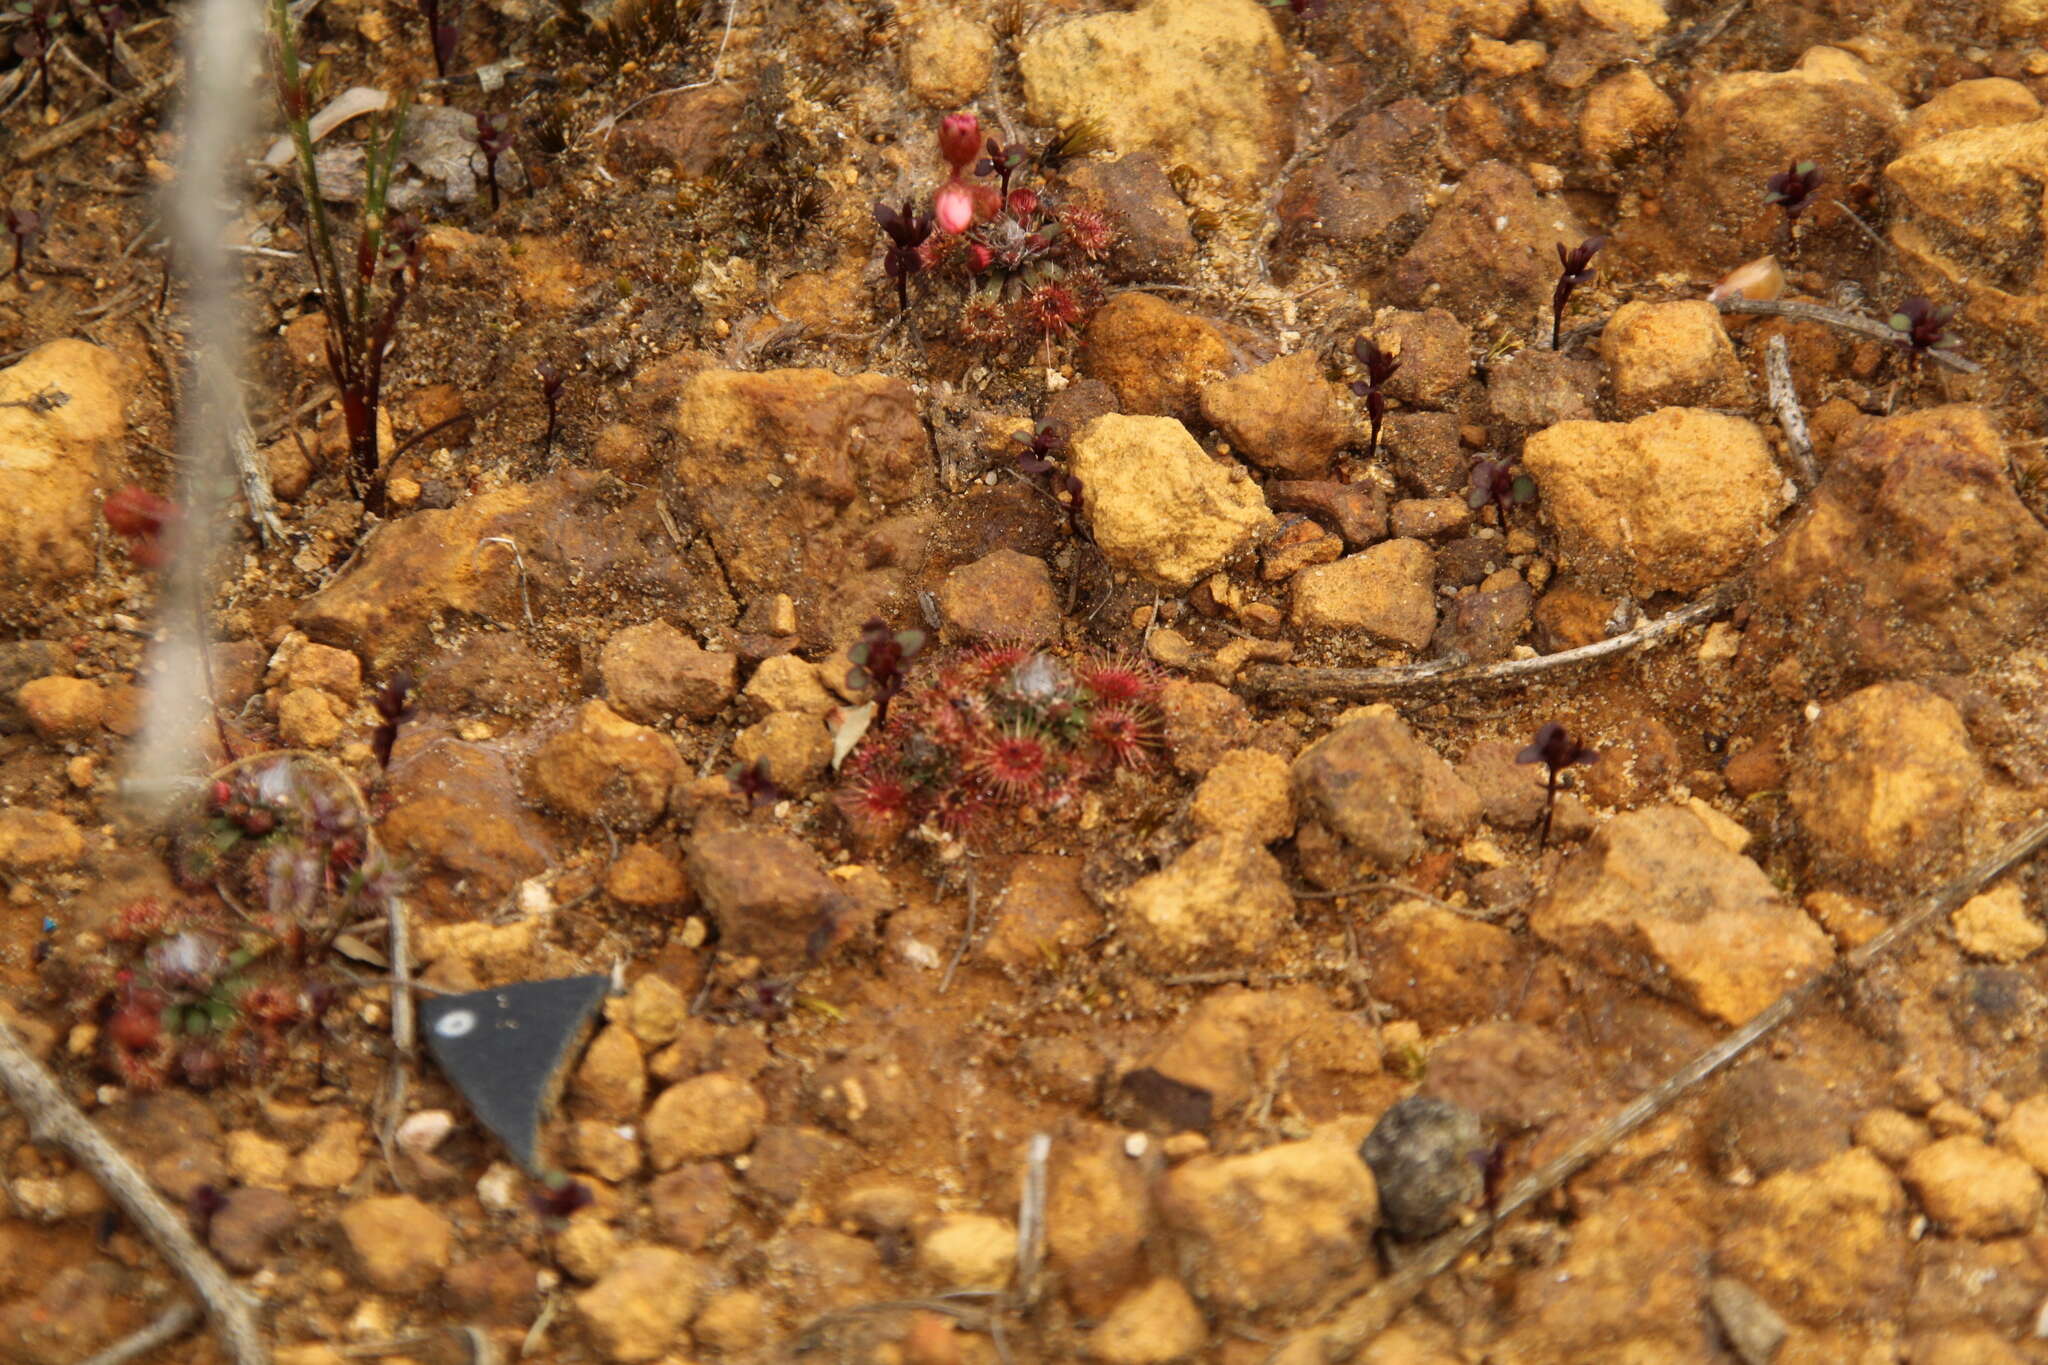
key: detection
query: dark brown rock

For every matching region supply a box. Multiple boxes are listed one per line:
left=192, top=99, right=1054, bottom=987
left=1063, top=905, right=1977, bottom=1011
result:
left=1388, top=162, right=1589, bottom=330
left=444, top=1247, right=544, bottom=1324
left=686, top=824, right=842, bottom=964
left=937, top=548, right=1061, bottom=645
left=600, top=622, right=739, bottom=723
left=1754, top=406, right=2048, bottom=686
left=1265, top=479, right=1389, bottom=547
left=1432, top=577, right=1533, bottom=662
left=744, top=1124, right=850, bottom=1207
left=1158, top=680, right=1255, bottom=777
left=1578, top=715, right=1682, bottom=809
left=1275, top=97, right=1440, bottom=260
left=1709, top=1058, right=1855, bottom=1179
left=1486, top=347, right=1600, bottom=429
left=528, top=700, right=678, bottom=832
left=1382, top=410, right=1467, bottom=497
left=1456, top=738, right=1549, bottom=829
left=382, top=734, right=556, bottom=915
left=665, top=368, right=933, bottom=646
left=978, top=854, right=1103, bottom=978
left=1361, top=901, right=1524, bottom=1030
left=650, top=1163, right=737, bottom=1251
left=1369, top=308, right=1474, bottom=409
left=208, top=1186, right=297, bottom=1273
left=416, top=632, right=570, bottom=718
left=1062, top=154, right=1197, bottom=281
left=1425, top=1022, right=1588, bottom=1131
left=99, top=1092, right=225, bottom=1203
left=605, top=85, right=748, bottom=181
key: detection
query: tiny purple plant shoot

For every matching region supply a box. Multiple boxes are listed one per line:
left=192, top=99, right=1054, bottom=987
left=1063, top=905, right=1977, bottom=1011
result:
left=873, top=199, right=934, bottom=314
left=1551, top=236, right=1606, bottom=350
left=1886, top=297, right=1958, bottom=361
left=370, top=672, right=414, bottom=770
left=1517, top=723, right=1597, bottom=850
left=1350, top=337, right=1399, bottom=461
left=1764, top=160, right=1824, bottom=226
left=4, top=207, right=40, bottom=281
left=1468, top=456, right=1535, bottom=524
left=476, top=112, right=515, bottom=212
left=726, top=756, right=784, bottom=811
left=846, top=618, right=928, bottom=722
left=537, top=362, right=564, bottom=459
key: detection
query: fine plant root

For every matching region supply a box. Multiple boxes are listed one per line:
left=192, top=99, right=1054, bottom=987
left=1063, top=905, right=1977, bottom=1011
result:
left=0, top=1018, right=267, bottom=1364
left=1238, top=593, right=1729, bottom=702
left=1716, top=296, right=1983, bottom=375
left=1267, top=812, right=2048, bottom=1364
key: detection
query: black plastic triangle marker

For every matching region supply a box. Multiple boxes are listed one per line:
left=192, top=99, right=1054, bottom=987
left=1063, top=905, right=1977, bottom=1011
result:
left=418, top=974, right=613, bottom=1174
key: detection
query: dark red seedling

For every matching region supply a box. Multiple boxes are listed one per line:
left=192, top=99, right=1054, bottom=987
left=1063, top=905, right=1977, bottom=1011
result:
left=94, top=0, right=127, bottom=82
left=187, top=1183, right=230, bottom=1238
left=537, top=362, right=564, bottom=459
left=977, top=136, right=1031, bottom=202
left=1886, top=297, right=1958, bottom=361
left=103, top=485, right=176, bottom=568
left=5, top=207, right=39, bottom=281
left=726, top=757, right=784, bottom=811
left=476, top=113, right=514, bottom=212
left=1550, top=236, right=1606, bottom=350
left=527, top=1172, right=593, bottom=1224
left=873, top=199, right=934, bottom=314
left=1468, top=456, right=1535, bottom=524
left=370, top=672, right=414, bottom=770
left=846, top=617, right=927, bottom=722
left=1764, top=160, right=1824, bottom=226
left=12, top=0, right=57, bottom=116
left=1517, top=722, right=1597, bottom=850
left=1351, top=337, right=1399, bottom=461
left=417, top=0, right=458, bottom=77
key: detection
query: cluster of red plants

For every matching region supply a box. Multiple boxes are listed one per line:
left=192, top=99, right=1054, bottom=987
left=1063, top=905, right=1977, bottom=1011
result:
left=57, top=897, right=330, bottom=1091
left=838, top=644, right=1164, bottom=845
left=874, top=111, right=1118, bottom=350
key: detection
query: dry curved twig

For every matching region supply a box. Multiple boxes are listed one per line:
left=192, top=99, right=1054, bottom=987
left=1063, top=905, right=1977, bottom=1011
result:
left=1716, top=296, right=1983, bottom=375
left=1267, top=812, right=2048, bottom=1363
left=0, top=1020, right=266, bottom=1364
left=1238, top=593, right=1728, bottom=702
left=74, top=1299, right=202, bottom=1365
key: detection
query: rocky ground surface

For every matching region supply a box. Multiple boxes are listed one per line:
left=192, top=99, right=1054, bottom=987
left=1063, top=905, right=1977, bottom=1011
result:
left=6, top=0, right=2048, bottom=1361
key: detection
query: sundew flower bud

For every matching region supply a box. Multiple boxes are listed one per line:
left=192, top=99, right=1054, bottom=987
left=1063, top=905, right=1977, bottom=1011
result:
left=938, top=112, right=982, bottom=173
left=934, top=178, right=976, bottom=234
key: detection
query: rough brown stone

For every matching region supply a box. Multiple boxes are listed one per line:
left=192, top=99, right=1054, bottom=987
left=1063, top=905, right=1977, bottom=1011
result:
left=1201, top=350, right=1351, bottom=476
left=1117, top=834, right=1295, bottom=971
left=529, top=700, right=678, bottom=832
left=686, top=824, right=842, bottom=964
left=1753, top=406, right=2048, bottom=684
left=1788, top=682, right=1982, bottom=889
left=1291, top=540, right=1438, bottom=648
left=1530, top=804, right=1834, bottom=1024
left=339, top=1195, right=453, bottom=1293
left=938, top=548, right=1062, bottom=644
left=600, top=622, right=738, bottom=723
left=1079, top=294, right=1234, bottom=423
left=1160, top=1131, right=1378, bottom=1312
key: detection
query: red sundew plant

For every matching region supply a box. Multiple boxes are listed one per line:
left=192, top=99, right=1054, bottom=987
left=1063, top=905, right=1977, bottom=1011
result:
left=837, top=646, right=1164, bottom=847
left=872, top=111, right=1118, bottom=353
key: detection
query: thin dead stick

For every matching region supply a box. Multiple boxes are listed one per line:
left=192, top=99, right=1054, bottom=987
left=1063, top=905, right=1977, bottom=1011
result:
left=1657, top=0, right=1747, bottom=56
left=1270, top=812, right=2048, bottom=1364
left=938, top=865, right=979, bottom=995
left=11, top=63, right=180, bottom=164
left=1014, top=1133, right=1050, bottom=1308
left=232, top=398, right=289, bottom=548
left=1764, top=334, right=1818, bottom=489
left=1716, top=296, right=1982, bottom=375
left=75, top=1299, right=202, bottom=1365
left=0, top=1019, right=267, bottom=1364
left=1239, top=594, right=1727, bottom=702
